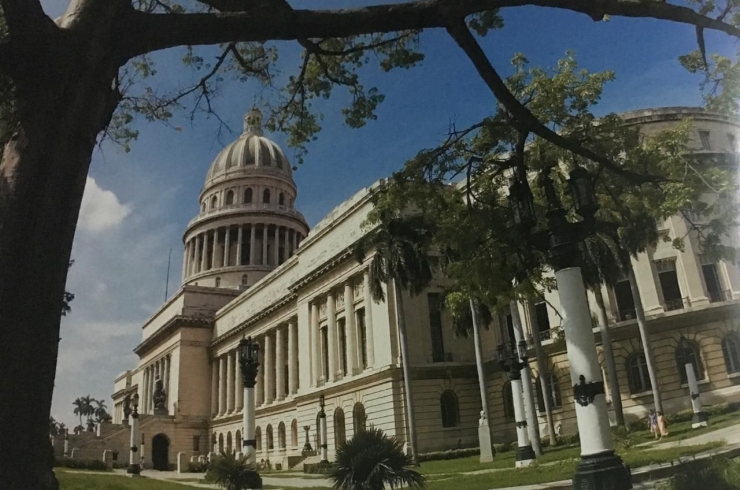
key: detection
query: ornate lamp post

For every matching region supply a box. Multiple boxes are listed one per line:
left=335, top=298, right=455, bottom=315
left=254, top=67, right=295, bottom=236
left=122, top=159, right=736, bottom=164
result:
left=318, top=394, right=328, bottom=463
left=679, top=336, right=708, bottom=428
left=63, top=429, right=69, bottom=458
left=508, top=165, right=631, bottom=490
left=123, top=394, right=132, bottom=426
left=239, top=337, right=261, bottom=464
left=497, top=339, right=536, bottom=467
left=127, top=393, right=140, bottom=476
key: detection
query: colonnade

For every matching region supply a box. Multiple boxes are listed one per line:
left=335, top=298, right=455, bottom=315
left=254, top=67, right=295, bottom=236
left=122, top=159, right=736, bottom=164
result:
left=184, top=223, right=304, bottom=281
left=141, top=354, right=171, bottom=415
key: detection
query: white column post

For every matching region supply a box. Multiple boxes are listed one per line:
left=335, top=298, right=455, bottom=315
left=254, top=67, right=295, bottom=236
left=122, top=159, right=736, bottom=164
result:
left=288, top=321, right=298, bottom=394
left=274, top=226, right=280, bottom=265
left=141, top=369, right=148, bottom=415
left=127, top=407, right=141, bottom=475
left=224, top=227, right=231, bottom=267
left=63, top=432, right=69, bottom=458
left=211, top=360, right=218, bottom=416
left=511, top=375, right=534, bottom=467
left=218, top=356, right=227, bottom=416
left=182, top=243, right=189, bottom=282
left=227, top=350, right=235, bottom=413
left=147, top=368, right=153, bottom=414
left=682, top=340, right=708, bottom=428
left=256, top=339, right=265, bottom=406
left=212, top=227, right=219, bottom=270
left=344, top=283, right=357, bottom=376
left=249, top=224, right=257, bottom=266
left=235, top=351, right=243, bottom=411
left=311, top=303, right=320, bottom=386
left=363, top=271, right=375, bottom=367
left=262, top=225, right=268, bottom=266
left=236, top=225, right=243, bottom=266
left=320, top=408, right=328, bottom=463
left=511, top=300, right=542, bottom=456
left=194, top=235, right=202, bottom=274
left=327, top=292, right=337, bottom=382
left=164, top=355, right=170, bottom=407
left=264, top=333, right=274, bottom=404
left=293, top=230, right=298, bottom=253
left=200, top=233, right=208, bottom=272
left=243, top=379, right=256, bottom=464
left=276, top=327, right=286, bottom=400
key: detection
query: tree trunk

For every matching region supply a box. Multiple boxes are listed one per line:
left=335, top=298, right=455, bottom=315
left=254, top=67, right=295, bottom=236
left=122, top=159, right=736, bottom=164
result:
left=510, top=300, right=542, bottom=456
left=0, top=35, right=120, bottom=487
left=393, top=279, right=419, bottom=465
left=627, top=262, right=663, bottom=414
left=525, top=301, right=556, bottom=445
left=469, top=298, right=494, bottom=454
left=592, top=286, right=626, bottom=429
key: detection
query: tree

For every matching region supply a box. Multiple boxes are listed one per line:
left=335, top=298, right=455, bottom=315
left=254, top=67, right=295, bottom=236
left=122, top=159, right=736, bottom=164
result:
left=2, top=1, right=740, bottom=487
left=354, top=212, right=435, bottom=466
left=93, top=399, right=109, bottom=424
left=205, top=452, right=261, bottom=490
left=330, top=427, right=425, bottom=490
left=72, top=397, right=84, bottom=429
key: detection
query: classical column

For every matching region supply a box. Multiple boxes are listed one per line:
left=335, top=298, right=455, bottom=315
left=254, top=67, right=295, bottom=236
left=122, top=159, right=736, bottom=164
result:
left=227, top=350, right=235, bottom=413
left=236, top=225, right=243, bottom=266
left=147, top=367, right=154, bottom=413
left=310, top=302, right=320, bottom=386
left=274, top=226, right=280, bottom=265
left=288, top=320, right=298, bottom=395
left=363, top=271, right=376, bottom=367
left=276, top=327, right=286, bottom=400
left=182, top=243, right=189, bottom=282
left=211, top=359, right=218, bottom=416
left=249, top=224, right=257, bottom=266
left=142, top=368, right=149, bottom=415
left=164, top=355, right=170, bottom=406
left=264, top=333, right=274, bottom=404
left=218, top=356, right=227, bottom=416
left=212, top=227, right=219, bottom=270
left=194, top=235, right=202, bottom=275
left=671, top=217, right=710, bottom=306
left=262, top=225, right=269, bottom=266
left=256, top=340, right=265, bottom=406
left=344, top=283, right=357, bottom=376
left=327, top=291, right=337, bottom=382
left=293, top=230, right=298, bottom=253
left=200, top=232, right=208, bottom=272
left=511, top=300, right=542, bottom=456
left=224, top=227, right=231, bottom=267
left=236, top=350, right=244, bottom=411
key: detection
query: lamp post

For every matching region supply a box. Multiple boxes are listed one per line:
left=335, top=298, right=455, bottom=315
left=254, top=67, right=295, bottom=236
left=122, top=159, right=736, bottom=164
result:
left=318, top=394, right=328, bottom=463
left=497, top=339, right=536, bottom=467
left=127, top=393, right=140, bottom=476
left=239, top=336, right=261, bottom=464
left=679, top=336, right=708, bottom=428
left=63, top=429, right=69, bottom=458
left=508, top=164, right=631, bottom=490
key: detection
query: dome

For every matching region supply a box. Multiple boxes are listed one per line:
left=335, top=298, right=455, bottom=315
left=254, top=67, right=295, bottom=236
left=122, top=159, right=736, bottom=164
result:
left=205, top=108, right=293, bottom=185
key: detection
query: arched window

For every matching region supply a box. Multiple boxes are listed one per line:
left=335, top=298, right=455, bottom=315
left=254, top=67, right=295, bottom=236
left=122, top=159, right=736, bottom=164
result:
left=291, top=419, right=298, bottom=447
left=244, top=188, right=253, bottom=204
left=263, top=189, right=270, bottom=204
left=215, top=277, right=221, bottom=288
left=225, top=190, right=234, bottom=205
left=676, top=340, right=706, bottom=383
left=278, top=422, right=286, bottom=449
left=212, top=433, right=217, bottom=451
left=218, top=433, right=224, bottom=454
left=266, top=424, right=274, bottom=450
left=627, top=353, right=652, bottom=394
left=210, top=196, right=218, bottom=210
left=723, top=334, right=740, bottom=374
left=353, top=403, right=366, bottom=434
left=334, top=408, right=346, bottom=447
left=235, top=430, right=242, bottom=453
left=440, top=390, right=459, bottom=428
left=241, top=274, right=248, bottom=286
left=503, top=381, right=514, bottom=421
left=201, top=202, right=206, bottom=213
left=279, top=193, right=285, bottom=206
left=226, top=432, right=233, bottom=454
left=255, top=427, right=262, bottom=451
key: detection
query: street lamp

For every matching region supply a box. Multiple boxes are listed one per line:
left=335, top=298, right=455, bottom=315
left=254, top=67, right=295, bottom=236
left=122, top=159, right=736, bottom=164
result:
left=507, top=164, right=631, bottom=490
left=239, top=337, right=261, bottom=464
left=679, top=336, right=708, bottom=428
left=318, top=394, right=328, bottom=463
left=127, top=393, right=140, bottom=476
left=497, top=339, right=536, bottom=467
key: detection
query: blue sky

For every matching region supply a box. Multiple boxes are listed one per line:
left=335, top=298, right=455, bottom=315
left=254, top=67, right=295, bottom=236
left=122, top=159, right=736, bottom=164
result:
left=42, top=0, right=737, bottom=427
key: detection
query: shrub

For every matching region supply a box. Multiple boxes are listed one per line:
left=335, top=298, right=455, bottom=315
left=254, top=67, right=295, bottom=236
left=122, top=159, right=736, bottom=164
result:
left=331, top=427, right=425, bottom=490
left=418, top=448, right=480, bottom=462
left=304, top=462, right=335, bottom=474
left=188, top=461, right=209, bottom=473
left=662, top=456, right=740, bottom=490
left=53, top=457, right=109, bottom=471
left=493, top=441, right=516, bottom=453
left=205, top=452, right=262, bottom=490
left=666, top=409, right=694, bottom=425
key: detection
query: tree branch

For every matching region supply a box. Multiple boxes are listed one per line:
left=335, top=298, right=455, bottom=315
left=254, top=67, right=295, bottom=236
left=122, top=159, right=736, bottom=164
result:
left=0, top=0, right=49, bottom=45
left=445, top=20, right=665, bottom=184
left=119, top=0, right=740, bottom=59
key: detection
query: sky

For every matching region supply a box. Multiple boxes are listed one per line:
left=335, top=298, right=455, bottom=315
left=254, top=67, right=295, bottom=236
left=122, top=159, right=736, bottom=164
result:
left=41, top=0, right=738, bottom=428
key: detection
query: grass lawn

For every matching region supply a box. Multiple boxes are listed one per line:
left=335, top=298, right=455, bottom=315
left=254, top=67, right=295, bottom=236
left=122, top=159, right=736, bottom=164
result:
left=57, top=470, right=197, bottom=490
left=626, top=411, right=740, bottom=445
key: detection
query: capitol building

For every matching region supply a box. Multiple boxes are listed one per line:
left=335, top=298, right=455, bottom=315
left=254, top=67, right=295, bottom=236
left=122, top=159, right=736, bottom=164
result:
left=54, top=106, right=740, bottom=471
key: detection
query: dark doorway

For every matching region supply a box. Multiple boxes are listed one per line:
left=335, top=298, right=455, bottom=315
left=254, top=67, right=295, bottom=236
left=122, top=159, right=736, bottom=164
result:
left=152, top=433, right=170, bottom=470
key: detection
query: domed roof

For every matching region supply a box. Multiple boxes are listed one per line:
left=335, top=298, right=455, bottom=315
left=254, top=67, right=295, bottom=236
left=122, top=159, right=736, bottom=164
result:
left=205, top=108, right=293, bottom=185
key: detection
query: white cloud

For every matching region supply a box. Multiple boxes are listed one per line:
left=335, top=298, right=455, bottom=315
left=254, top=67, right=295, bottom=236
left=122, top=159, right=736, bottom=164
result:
left=78, top=177, right=132, bottom=233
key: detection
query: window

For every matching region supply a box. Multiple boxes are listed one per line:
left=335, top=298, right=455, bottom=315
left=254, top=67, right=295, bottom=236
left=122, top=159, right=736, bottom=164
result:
left=729, top=133, right=737, bottom=152
left=215, top=277, right=221, bottom=287
left=241, top=274, right=248, bottom=286
left=353, top=403, right=367, bottom=433
left=201, top=202, right=206, bottom=213
left=428, top=293, right=445, bottom=362
left=499, top=309, right=515, bottom=343
left=255, top=427, right=262, bottom=451
left=699, top=130, right=711, bottom=150
left=291, top=419, right=298, bottom=447
left=210, top=196, right=218, bottom=209
left=656, top=260, right=684, bottom=311
left=334, top=408, right=346, bottom=446
left=218, top=433, right=224, bottom=454
left=226, top=432, right=232, bottom=454
left=321, top=326, right=329, bottom=380
left=278, top=422, right=286, bottom=449
left=627, top=353, right=652, bottom=394
left=723, top=334, right=740, bottom=374
left=535, top=374, right=562, bottom=412
left=225, top=190, right=234, bottom=205
left=244, top=188, right=253, bottom=204
left=701, top=257, right=724, bottom=303
left=338, top=319, right=347, bottom=375
left=503, top=382, right=515, bottom=421
left=235, top=431, right=241, bottom=452
left=279, top=193, right=285, bottom=206
left=440, top=391, right=459, bottom=428
left=356, top=309, right=368, bottom=369
left=614, top=277, right=636, bottom=321
left=263, top=189, right=270, bottom=204
left=534, top=302, right=551, bottom=339
left=676, top=341, right=705, bottom=383
left=193, top=435, right=200, bottom=452
left=266, top=425, right=274, bottom=450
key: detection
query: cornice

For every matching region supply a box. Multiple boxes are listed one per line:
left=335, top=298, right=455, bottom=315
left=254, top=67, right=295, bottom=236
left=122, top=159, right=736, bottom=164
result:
left=134, top=315, right=213, bottom=356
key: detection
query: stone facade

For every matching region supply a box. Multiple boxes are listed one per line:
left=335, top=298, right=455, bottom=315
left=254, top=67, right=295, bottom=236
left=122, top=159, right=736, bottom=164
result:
left=99, top=106, right=740, bottom=470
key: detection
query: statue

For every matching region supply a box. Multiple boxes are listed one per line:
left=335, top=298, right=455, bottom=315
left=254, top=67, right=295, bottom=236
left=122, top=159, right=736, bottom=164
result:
left=479, top=410, right=488, bottom=427
left=153, top=377, right=168, bottom=415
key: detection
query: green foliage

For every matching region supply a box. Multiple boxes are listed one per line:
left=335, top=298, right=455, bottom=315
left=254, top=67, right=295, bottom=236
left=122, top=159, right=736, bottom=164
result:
left=53, top=458, right=109, bottom=471
left=657, top=455, right=740, bottom=490
left=187, top=460, right=210, bottom=473
left=330, top=427, right=425, bottom=490
left=418, top=448, right=480, bottom=462
left=204, top=452, right=261, bottom=490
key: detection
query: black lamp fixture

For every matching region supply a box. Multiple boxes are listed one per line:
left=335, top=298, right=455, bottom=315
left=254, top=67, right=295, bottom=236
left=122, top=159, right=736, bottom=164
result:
left=319, top=394, right=325, bottom=411
left=132, top=393, right=139, bottom=416
left=239, top=336, right=260, bottom=388
left=497, top=339, right=529, bottom=381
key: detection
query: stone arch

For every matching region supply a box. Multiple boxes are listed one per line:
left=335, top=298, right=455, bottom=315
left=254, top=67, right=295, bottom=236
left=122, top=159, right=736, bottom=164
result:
left=218, top=433, right=224, bottom=454
left=334, top=407, right=346, bottom=447
left=255, top=427, right=262, bottom=452
left=226, top=431, right=232, bottom=454
left=278, top=422, right=286, bottom=449
left=675, top=338, right=706, bottom=382
left=226, top=190, right=234, bottom=205
left=291, top=419, right=298, bottom=447
left=210, top=195, right=218, bottom=209
left=266, top=424, right=274, bottom=450
left=152, top=433, right=170, bottom=470
left=236, top=430, right=242, bottom=454
left=352, top=402, right=366, bottom=434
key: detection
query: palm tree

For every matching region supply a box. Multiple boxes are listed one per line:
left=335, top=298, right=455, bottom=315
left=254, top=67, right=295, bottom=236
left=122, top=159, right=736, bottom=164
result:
left=72, top=398, right=84, bottom=428
left=331, top=427, right=425, bottom=490
left=205, top=452, right=261, bottom=490
left=80, top=395, right=95, bottom=430
left=354, top=212, right=435, bottom=466
left=49, top=416, right=58, bottom=436
left=93, top=399, right=108, bottom=423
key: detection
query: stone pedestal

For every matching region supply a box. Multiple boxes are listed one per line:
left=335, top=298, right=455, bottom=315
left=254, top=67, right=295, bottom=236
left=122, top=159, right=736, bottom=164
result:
left=198, top=455, right=207, bottom=464
left=207, top=451, right=216, bottom=462
left=478, top=422, right=494, bottom=463
left=177, top=452, right=187, bottom=473
left=103, top=450, right=113, bottom=469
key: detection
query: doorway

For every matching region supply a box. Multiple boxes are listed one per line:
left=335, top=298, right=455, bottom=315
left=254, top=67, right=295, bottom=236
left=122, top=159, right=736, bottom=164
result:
left=152, top=433, right=170, bottom=470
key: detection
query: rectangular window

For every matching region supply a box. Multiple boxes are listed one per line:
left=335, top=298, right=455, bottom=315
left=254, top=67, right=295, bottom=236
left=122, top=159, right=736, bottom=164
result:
left=614, top=278, right=636, bottom=321
left=699, top=130, right=711, bottom=150
left=428, top=293, right=445, bottom=362
left=729, top=133, right=736, bottom=152
left=701, top=258, right=724, bottom=302
left=499, top=309, right=515, bottom=343
left=338, top=318, right=347, bottom=375
left=193, top=435, right=200, bottom=452
left=534, top=302, right=551, bottom=340
left=321, top=326, right=329, bottom=380
left=656, top=260, right=684, bottom=310
left=356, top=309, right=368, bottom=369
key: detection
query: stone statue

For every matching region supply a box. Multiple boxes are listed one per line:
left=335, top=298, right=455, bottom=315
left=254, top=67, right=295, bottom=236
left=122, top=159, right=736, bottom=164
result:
left=123, top=394, right=132, bottom=424
left=153, top=377, right=167, bottom=415
left=479, top=410, right=488, bottom=427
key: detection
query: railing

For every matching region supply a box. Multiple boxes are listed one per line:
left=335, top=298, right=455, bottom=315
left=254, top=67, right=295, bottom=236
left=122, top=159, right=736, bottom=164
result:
left=664, top=297, right=691, bottom=312
left=709, top=289, right=732, bottom=303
